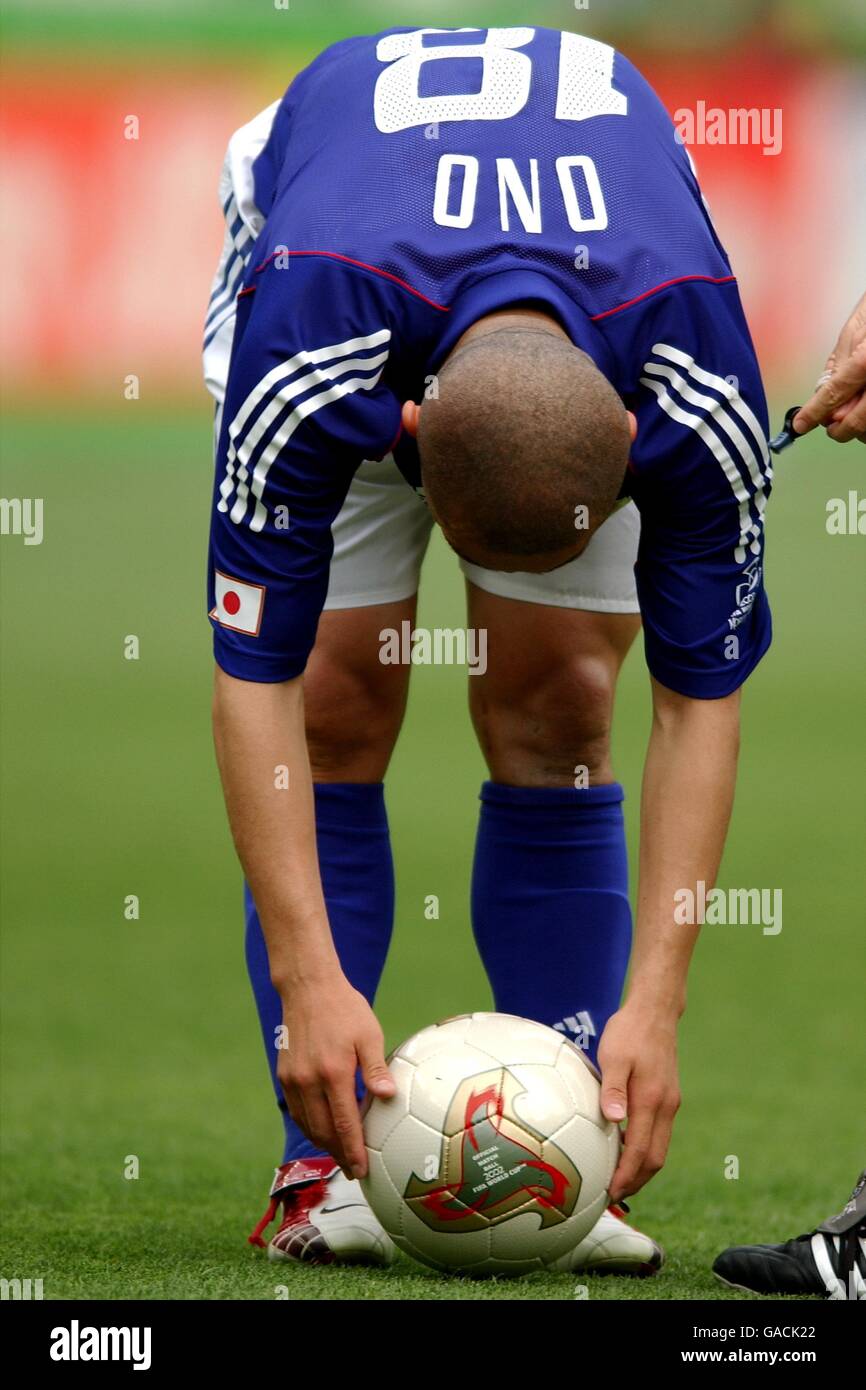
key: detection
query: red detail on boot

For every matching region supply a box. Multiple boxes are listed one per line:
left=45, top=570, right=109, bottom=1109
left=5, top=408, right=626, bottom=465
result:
left=268, top=1157, right=338, bottom=1199
left=248, top=1197, right=280, bottom=1249
left=248, top=1158, right=339, bottom=1250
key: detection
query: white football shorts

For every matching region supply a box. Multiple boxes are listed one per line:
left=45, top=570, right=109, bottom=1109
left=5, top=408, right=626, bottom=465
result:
left=323, top=455, right=640, bottom=614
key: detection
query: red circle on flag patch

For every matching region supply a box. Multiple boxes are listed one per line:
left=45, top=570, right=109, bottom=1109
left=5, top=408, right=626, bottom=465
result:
left=222, top=591, right=241, bottom=616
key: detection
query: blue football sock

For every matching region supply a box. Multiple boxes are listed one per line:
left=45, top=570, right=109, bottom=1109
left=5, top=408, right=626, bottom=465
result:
left=244, top=781, right=395, bottom=1163
left=471, top=781, right=632, bottom=1068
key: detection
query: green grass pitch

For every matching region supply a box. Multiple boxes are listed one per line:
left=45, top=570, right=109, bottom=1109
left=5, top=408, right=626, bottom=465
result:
left=1, top=406, right=863, bottom=1300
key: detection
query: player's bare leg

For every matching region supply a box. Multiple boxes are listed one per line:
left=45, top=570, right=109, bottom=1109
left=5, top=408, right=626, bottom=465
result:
left=304, top=598, right=416, bottom=783
left=465, top=585, right=639, bottom=788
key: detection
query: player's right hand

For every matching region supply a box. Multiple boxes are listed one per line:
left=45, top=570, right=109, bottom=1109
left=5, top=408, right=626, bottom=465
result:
left=277, top=974, right=396, bottom=1180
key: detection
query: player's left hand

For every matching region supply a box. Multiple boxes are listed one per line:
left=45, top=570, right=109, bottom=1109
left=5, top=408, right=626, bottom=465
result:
left=597, top=1000, right=682, bottom=1201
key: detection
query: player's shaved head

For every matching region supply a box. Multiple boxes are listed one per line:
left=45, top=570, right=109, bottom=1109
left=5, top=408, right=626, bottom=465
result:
left=416, top=313, right=632, bottom=572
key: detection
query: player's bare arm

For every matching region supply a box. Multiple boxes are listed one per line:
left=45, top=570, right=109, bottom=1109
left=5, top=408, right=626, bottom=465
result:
left=602, top=683, right=740, bottom=1200
left=212, top=668, right=394, bottom=1178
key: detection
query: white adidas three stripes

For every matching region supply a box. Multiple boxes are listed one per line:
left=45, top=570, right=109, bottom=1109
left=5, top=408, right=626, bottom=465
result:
left=219, top=330, right=393, bottom=533
left=641, top=342, right=772, bottom=564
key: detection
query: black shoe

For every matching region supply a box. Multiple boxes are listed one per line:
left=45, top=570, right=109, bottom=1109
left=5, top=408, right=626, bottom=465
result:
left=713, top=1169, right=866, bottom=1301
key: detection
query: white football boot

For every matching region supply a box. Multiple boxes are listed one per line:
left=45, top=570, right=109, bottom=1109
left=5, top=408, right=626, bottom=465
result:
left=248, top=1159, right=396, bottom=1267
left=552, top=1202, right=664, bottom=1276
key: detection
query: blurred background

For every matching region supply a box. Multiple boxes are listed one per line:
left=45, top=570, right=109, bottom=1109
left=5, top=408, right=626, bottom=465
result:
left=2, top=0, right=865, bottom=398
left=1, top=1, right=864, bottom=1298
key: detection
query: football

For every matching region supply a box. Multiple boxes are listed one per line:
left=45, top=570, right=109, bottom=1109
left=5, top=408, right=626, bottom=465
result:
left=361, top=1012, right=620, bottom=1276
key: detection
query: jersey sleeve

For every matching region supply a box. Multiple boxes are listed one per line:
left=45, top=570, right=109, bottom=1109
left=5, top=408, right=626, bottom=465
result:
left=612, top=280, right=773, bottom=699
left=207, top=259, right=402, bottom=682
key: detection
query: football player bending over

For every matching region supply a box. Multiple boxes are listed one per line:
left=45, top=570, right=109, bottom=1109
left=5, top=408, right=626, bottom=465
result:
left=204, top=26, right=773, bottom=1271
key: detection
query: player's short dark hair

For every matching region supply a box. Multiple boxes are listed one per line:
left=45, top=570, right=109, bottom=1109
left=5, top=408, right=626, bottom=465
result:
left=417, top=326, right=631, bottom=561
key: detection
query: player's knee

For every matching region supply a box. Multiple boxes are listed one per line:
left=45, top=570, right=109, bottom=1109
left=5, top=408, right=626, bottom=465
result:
left=305, top=652, right=407, bottom=781
left=471, top=654, right=616, bottom=785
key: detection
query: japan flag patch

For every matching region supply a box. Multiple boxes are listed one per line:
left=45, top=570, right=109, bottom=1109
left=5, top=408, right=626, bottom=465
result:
left=210, top=570, right=265, bottom=636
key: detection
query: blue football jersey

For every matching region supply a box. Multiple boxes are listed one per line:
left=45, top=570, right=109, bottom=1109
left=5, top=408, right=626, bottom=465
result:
left=207, top=25, right=772, bottom=696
